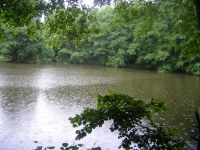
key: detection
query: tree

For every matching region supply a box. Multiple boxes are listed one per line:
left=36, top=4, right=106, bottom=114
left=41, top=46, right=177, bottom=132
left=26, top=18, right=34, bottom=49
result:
left=0, top=21, right=52, bottom=62
left=44, top=7, right=87, bottom=62
left=0, top=0, right=54, bottom=62
left=69, top=93, right=187, bottom=149
left=0, top=0, right=44, bottom=27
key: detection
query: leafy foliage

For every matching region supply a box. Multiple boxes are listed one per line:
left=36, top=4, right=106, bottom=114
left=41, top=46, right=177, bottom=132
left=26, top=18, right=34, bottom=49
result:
left=69, top=93, right=187, bottom=149
left=44, top=6, right=88, bottom=62
left=59, top=143, right=85, bottom=150
left=0, top=21, right=52, bottom=62
left=53, top=1, right=199, bottom=75
left=0, top=0, right=199, bottom=75
left=0, top=0, right=43, bottom=26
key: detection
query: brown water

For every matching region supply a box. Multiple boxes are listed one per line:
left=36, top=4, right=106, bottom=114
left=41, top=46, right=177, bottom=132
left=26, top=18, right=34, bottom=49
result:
left=0, top=63, right=199, bottom=150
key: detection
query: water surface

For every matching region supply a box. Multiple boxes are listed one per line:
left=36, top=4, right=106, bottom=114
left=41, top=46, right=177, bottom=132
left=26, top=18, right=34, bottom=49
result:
left=0, top=63, right=199, bottom=149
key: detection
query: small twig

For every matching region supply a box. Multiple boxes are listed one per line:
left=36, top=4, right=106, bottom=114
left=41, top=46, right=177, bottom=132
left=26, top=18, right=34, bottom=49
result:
left=78, top=1, right=99, bottom=22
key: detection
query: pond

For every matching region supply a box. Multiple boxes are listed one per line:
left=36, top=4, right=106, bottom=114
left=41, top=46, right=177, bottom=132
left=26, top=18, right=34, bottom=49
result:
left=0, top=63, right=199, bottom=149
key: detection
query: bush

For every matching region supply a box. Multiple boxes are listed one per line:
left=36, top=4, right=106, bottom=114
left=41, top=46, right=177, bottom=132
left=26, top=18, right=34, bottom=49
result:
left=57, top=48, right=71, bottom=63
left=185, top=63, right=200, bottom=76
left=69, top=51, right=89, bottom=64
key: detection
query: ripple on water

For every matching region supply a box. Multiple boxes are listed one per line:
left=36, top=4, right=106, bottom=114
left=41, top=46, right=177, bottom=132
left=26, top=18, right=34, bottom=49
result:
left=0, top=63, right=199, bottom=149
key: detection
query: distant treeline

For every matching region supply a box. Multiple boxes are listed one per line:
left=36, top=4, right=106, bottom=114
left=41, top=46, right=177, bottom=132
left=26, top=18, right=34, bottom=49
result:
left=0, top=0, right=200, bottom=75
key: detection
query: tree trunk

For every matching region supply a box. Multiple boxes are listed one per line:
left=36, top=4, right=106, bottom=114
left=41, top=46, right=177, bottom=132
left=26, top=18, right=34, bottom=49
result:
left=11, top=49, right=18, bottom=62
left=52, top=50, right=58, bottom=62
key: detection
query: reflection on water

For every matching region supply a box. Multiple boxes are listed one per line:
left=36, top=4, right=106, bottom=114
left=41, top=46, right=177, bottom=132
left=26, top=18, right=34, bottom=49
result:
left=0, top=63, right=199, bottom=150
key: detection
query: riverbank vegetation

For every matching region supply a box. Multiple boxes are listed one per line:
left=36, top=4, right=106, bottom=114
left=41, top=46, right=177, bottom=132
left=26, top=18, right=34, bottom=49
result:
left=0, top=0, right=200, bottom=75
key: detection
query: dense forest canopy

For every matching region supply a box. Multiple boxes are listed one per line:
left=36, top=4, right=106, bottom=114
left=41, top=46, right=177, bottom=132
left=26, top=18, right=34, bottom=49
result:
left=0, top=0, right=200, bottom=75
